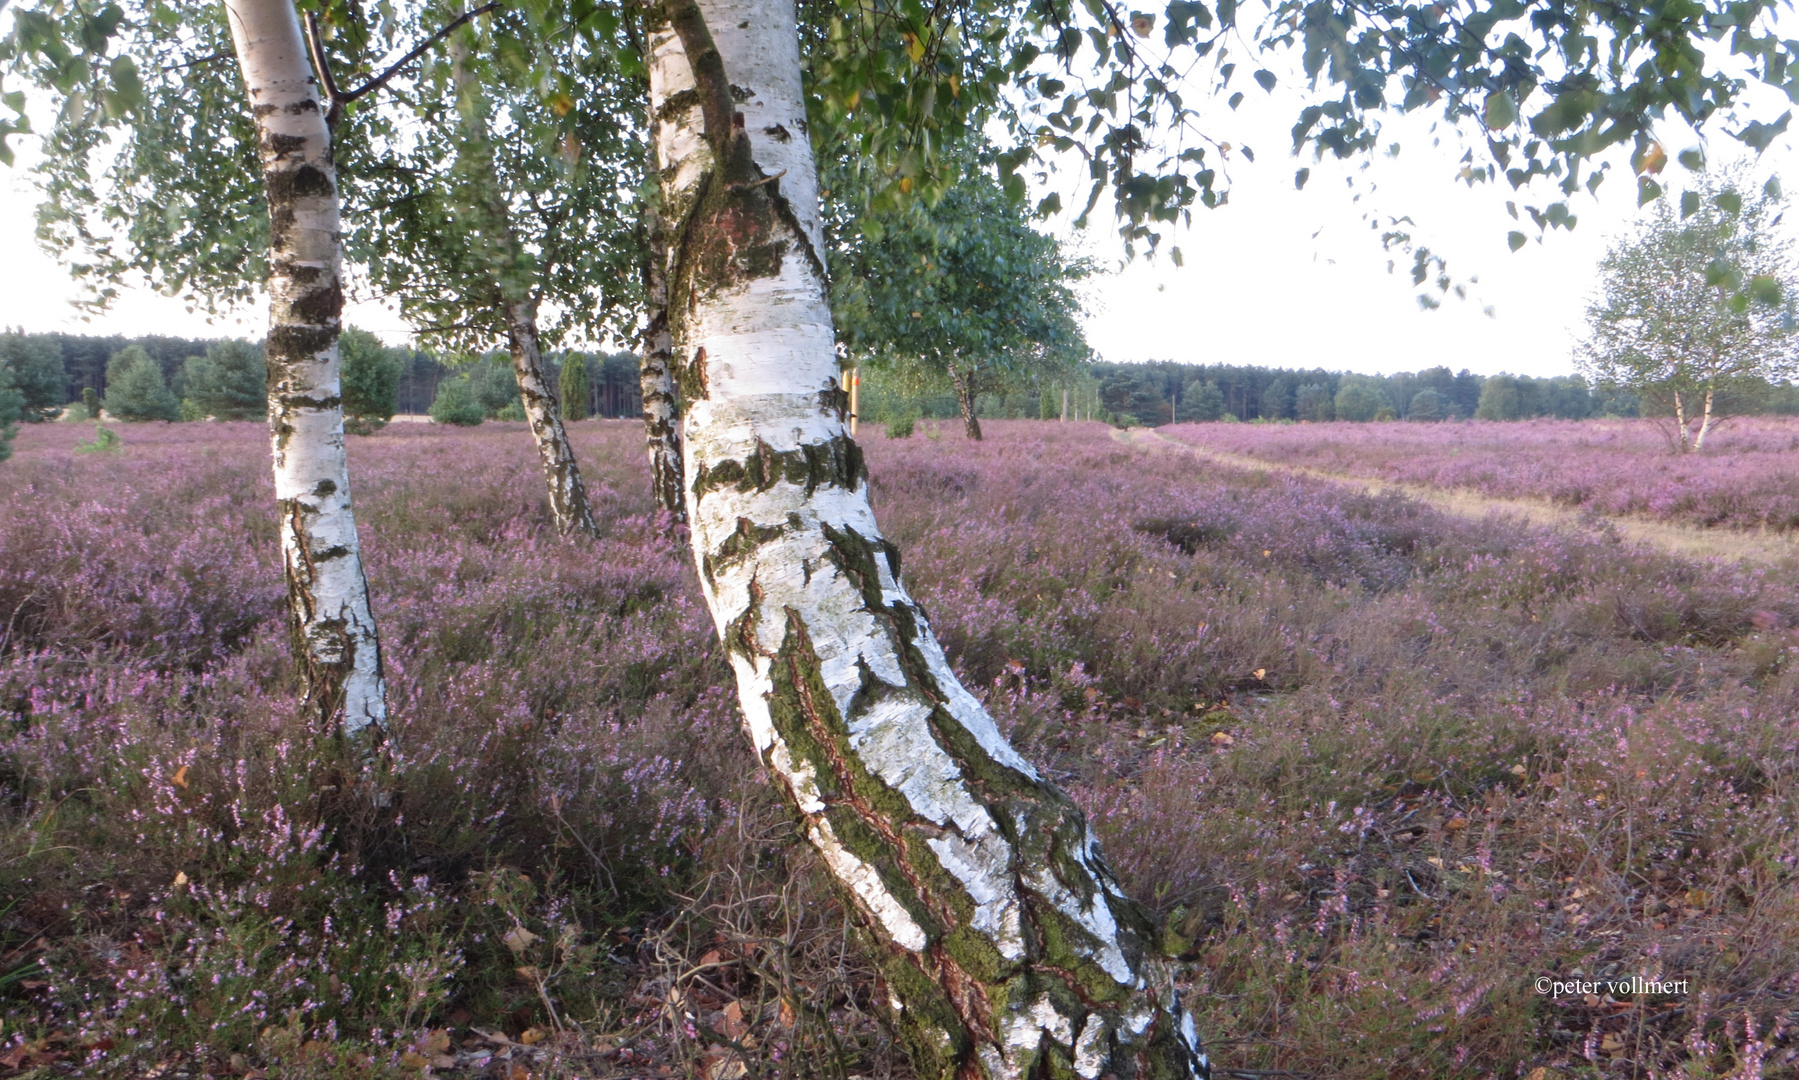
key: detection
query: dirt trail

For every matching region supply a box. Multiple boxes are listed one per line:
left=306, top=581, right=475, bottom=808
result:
left=1114, top=427, right=1799, bottom=566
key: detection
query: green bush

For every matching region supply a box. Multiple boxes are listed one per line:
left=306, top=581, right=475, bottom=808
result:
left=103, top=346, right=180, bottom=422
left=496, top=402, right=526, bottom=422
left=75, top=423, right=122, bottom=454
left=181, top=341, right=266, bottom=420
left=887, top=407, right=918, bottom=438
left=469, top=356, right=520, bottom=419
left=429, top=376, right=485, bottom=426
left=341, top=328, right=403, bottom=432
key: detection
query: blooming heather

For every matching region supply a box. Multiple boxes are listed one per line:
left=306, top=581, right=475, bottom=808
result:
left=0, top=418, right=1794, bottom=1078
left=1164, top=416, right=1799, bottom=531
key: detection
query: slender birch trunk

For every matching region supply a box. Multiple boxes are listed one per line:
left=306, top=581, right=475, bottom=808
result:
left=1694, top=385, right=1716, bottom=451
left=450, top=36, right=597, bottom=536
left=948, top=364, right=984, bottom=441
left=647, top=3, right=1207, bottom=1077
left=1672, top=389, right=1692, bottom=453
left=638, top=188, right=686, bottom=521
left=1062, top=387, right=1069, bottom=422
left=225, top=0, right=387, bottom=742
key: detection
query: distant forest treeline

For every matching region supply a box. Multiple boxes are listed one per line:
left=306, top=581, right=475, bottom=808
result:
left=864, top=360, right=1799, bottom=426
left=13, top=331, right=645, bottom=419
left=21, top=332, right=1799, bottom=428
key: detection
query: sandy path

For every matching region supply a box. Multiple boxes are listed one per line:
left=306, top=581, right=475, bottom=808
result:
left=1114, top=427, right=1799, bottom=566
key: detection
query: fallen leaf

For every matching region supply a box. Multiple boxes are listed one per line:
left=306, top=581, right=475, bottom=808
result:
left=502, top=926, right=539, bottom=954
left=172, top=870, right=188, bottom=888
left=777, top=997, right=797, bottom=1028
left=1599, top=1033, right=1625, bottom=1054
left=1209, top=731, right=1235, bottom=747
left=1445, top=815, right=1468, bottom=831
left=518, top=1027, right=547, bottom=1046
left=172, top=765, right=190, bottom=789
left=1509, top=764, right=1529, bottom=778
left=1253, top=668, right=1266, bottom=679
left=721, top=999, right=748, bottom=1040
left=702, top=1056, right=748, bottom=1080
left=418, top=1030, right=452, bottom=1055
left=699, top=949, right=724, bottom=967
left=1425, top=857, right=1444, bottom=869
left=515, top=965, right=544, bottom=982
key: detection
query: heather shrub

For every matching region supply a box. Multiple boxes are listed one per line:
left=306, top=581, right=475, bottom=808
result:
left=1167, top=415, right=1799, bottom=532
left=0, top=419, right=1796, bottom=1078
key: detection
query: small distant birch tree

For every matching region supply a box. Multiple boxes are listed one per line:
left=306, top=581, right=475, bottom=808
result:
left=1579, top=171, right=1798, bottom=452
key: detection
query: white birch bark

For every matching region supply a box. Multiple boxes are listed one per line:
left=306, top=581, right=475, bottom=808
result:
left=1694, top=385, right=1716, bottom=451
left=1673, top=390, right=1692, bottom=453
left=639, top=181, right=686, bottom=521
left=647, top=2, right=1208, bottom=1076
left=450, top=36, right=597, bottom=537
left=224, top=0, right=387, bottom=741
left=949, top=364, right=984, bottom=441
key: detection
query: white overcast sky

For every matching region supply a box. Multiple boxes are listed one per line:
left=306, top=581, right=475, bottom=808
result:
left=3, top=17, right=1797, bottom=379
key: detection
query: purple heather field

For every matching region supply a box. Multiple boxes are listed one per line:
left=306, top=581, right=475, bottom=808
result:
left=1163, top=417, right=1799, bottom=531
left=0, top=418, right=1797, bottom=1079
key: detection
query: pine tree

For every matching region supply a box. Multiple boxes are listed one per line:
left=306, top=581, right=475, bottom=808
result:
left=0, top=333, right=68, bottom=421
left=558, top=352, right=589, bottom=423
left=103, top=346, right=180, bottom=422
left=182, top=340, right=266, bottom=420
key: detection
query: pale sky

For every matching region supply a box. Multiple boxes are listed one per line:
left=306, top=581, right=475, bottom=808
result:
left=3, top=21, right=1796, bottom=379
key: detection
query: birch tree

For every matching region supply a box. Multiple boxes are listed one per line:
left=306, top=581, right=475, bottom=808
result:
left=826, top=148, right=1091, bottom=442
left=223, top=0, right=387, bottom=739
left=638, top=185, right=685, bottom=520
left=441, top=28, right=594, bottom=535
left=646, top=4, right=1207, bottom=1075
left=1578, top=171, right=1798, bottom=452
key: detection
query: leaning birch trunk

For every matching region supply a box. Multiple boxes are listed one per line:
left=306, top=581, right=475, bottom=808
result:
left=638, top=189, right=685, bottom=521
left=1694, top=385, right=1716, bottom=452
left=450, top=35, right=596, bottom=537
left=225, top=0, right=387, bottom=742
left=948, top=364, right=984, bottom=441
left=646, top=3, right=1208, bottom=1077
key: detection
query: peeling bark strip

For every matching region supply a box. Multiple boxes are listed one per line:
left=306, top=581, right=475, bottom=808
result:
left=647, top=1, right=1209, bottom=1076
left=639, top=185, right=685, bottom=521
left=225, top=0, right=388, bottom=741
left=448, top=37, right=598, bottom=537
